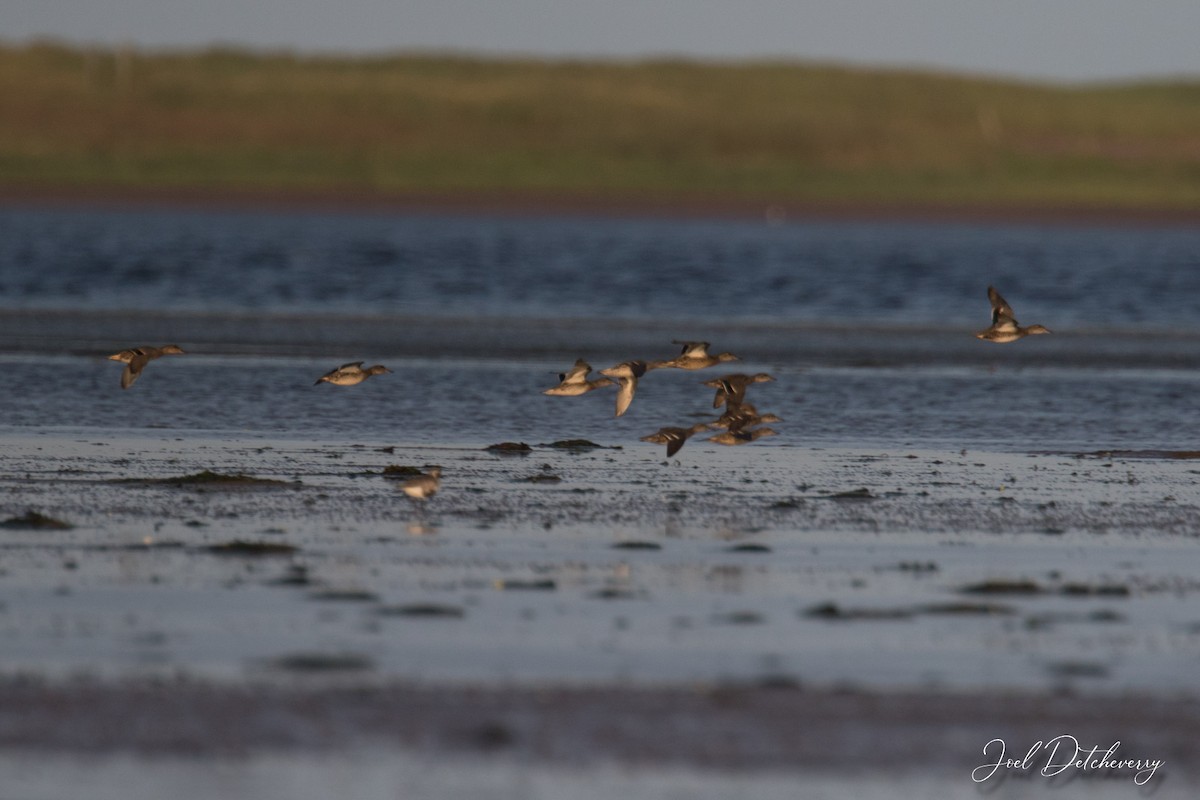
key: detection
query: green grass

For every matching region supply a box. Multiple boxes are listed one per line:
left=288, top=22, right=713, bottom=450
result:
left=3, top=41, right=1200, bottom=209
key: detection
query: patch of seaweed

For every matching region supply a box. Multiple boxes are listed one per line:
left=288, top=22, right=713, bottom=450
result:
left=713, top=610, right=767, bottom=625
left=267, top=564, right=312, bottom=586
left=381, top=465, right=424, bottom=478
left=203, top=540, right=299, bottom=556
left=960, top=579, right=1044, bottom=596
left=727, top=543, right=772, bottom=553
left=494, top=578, right=556, bottom=591
left=376, top=603, right=466, bottom=618
left=309, top=589, right=380, bottom=603
left=918, top=602, right=1015, bottom=616
left=803, top=602, right=912, bottom=621
left=544, top=439, right=606, bottom=451
left=1073, top=450, right=1200, bottom=460
left=1, top=511, right=73, bottom=530
left=269, top=653, right=375, bottom=673
left=590, top=587, right=645, bottom=600
left=822, top=488, right=875, bottom=501
left=1060, top=583, right=1131, bottom=597
left=486, top=442, right=532, bottom=454
left=119, top=470, right=292, bottom=487
left=523, top=474, right=563, bottom=483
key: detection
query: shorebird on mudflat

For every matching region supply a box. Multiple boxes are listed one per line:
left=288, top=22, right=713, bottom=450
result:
left=107, top=344, right=186, bottom=389
left=542, top=359, right=615, bottom=396
left=975, top=285, right=1051, bottom=343
left=600, top=360, right=649, bottom=417
left=640, top=422, right=711, bottom=458
left=702, top=372, right=776, bottom=409
left=652, top=340, right=740, bottom=371
left=314, top=362, right=391, bottom=386
left=399, top=467, right=441, bottom=501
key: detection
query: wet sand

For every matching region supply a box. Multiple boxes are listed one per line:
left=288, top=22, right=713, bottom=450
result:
left=2, top=430, right=1198, bottom=795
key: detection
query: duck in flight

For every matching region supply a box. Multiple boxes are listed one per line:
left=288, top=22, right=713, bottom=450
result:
left=542, top=359, right=615, bottom=396
left=599, top=360, right=649, bottom=417
left=640, top=422, right=711, bottom=458
left=702, top=372, right=776, bottom=409
left=975, top=286, right=1051, bottom=343
left=107, top=344, right=186, bottom=389
left=652, top=340, right=740, bottom=371
left=314, top=362, right=392, bottom=386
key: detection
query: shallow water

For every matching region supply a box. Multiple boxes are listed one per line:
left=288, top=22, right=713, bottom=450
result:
left=2, top=348, right=1199, bottom=452
left=3, top=206, right=1200, bottom=328
left=3, top=206, right=1200, bottom=451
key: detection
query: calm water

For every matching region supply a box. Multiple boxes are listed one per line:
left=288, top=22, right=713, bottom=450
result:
left=2, top=205, right=1199, bottom=449
left=3, top=206, right=1200, bottom=326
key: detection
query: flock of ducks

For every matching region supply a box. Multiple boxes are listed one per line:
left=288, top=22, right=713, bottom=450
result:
left=103, top=286, right=1049, bottom=502
left=542, top=343, right=781, bottom=458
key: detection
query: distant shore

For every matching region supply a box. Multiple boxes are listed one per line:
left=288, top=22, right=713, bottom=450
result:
left=4, top=185, right=1200, bottom=227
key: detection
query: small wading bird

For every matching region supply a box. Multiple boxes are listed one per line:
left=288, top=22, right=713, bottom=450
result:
left=652, top=340, right=740, bottom=371
left=542, top=359, right=615, bottom=396
left=703, top=372, right=776, bottom=409
left=314, top=362, right=392, bottom=386
left=640, top=422, right=711, bottom=458
left=107, top=344, right=186, bottom=389
left=975, top=286, right=1051, bottom=343
left=599, top=360, right=649, bottom=417
left=399, top=467, right=441, bottom=501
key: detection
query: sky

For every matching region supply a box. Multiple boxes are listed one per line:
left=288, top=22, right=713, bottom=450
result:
left=7, top=0, right=1200, bottom=83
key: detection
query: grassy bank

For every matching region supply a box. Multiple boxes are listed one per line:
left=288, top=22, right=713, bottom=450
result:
left=2, top=41, right=1199, bottom=210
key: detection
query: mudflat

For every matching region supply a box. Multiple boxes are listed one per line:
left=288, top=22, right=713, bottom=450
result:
left=1, top=430, right=1197, bottom=796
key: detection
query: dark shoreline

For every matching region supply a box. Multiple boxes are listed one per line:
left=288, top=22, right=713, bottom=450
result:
left=1, top=677, right=1194, bottom=776
left=4, top=185, right=1200, bottom=228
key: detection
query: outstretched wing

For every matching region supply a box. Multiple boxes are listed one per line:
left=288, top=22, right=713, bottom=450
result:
left=987, top=286, right=1016, bottom=325
left=561, top=359, right=592, bottom=384
left=665, top=431, right=688, bottom=457
left=614, top=376, right=637, bottom=417
left=672, top=340, right=710, bottom=358
left=121, top=353, right=150, bottom=389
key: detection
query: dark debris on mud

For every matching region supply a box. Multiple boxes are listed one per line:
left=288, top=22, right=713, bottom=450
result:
left=0, top=510, right=74, bottom=530
left=202, top=540, right=300, bottom=557
left=116, top=470, right=296, bottom=488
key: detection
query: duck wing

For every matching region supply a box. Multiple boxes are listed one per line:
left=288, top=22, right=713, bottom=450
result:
left=561, top=359, right=592, bottom=384
left=614, top=375, right=637, bottom=417
left=718, top=375, right=752, bottom=408
left=665, top=429, right=690, bottom=457
left=121, top=353, right=151, bottom=389
left=672, top=340, right=710, bottom=358
left=987, top=286, right=1017, bottom=326
left=108, top=348, right=137, bottom=364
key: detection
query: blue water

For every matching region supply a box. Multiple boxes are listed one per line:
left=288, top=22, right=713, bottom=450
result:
left=1, top=205, right=1199, bottom=449
left=2, top=206, right=1200, bottom=328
